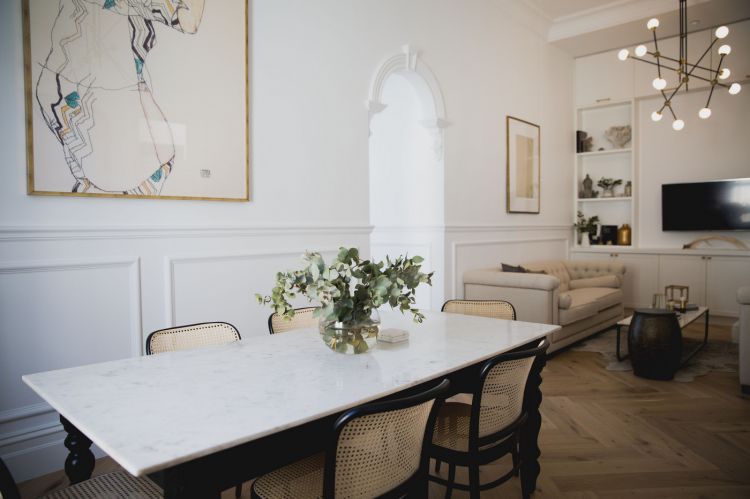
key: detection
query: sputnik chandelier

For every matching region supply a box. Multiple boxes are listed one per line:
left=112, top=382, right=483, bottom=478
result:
left=616, top=0, right=741, bottom=131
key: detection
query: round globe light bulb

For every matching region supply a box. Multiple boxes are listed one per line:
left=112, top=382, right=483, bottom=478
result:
left=672, top=119, right=685, bottom=131
left=715, top=26, right=729, bottom=39
left=618, top=49, right=629, bottom=61
left=651, top=111, right=663, bottom=122
left=719, top=68, right=730, bottom=80
left=698, top=107, right=712, bottom=119
left=652, top=77, right=667, bottom=90
left=718, top=44, right=731, bottom=55
left=729, top=82, right=741, bottom=95
left=635, top=45, right=648, bottom=57
left=647, top=18, right=660, bottom=30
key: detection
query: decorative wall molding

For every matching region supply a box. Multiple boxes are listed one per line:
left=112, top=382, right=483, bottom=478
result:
left=0, top=403, right=53, bottom=425
left=366, top=45, right=448, bottom=131
left=0, top=224, right=373, bottom=242
left=450, top=237, right=570, bottom=297
left=445, top=224, right=571, bottom=233
left=165, top=248, right=341, bottom=327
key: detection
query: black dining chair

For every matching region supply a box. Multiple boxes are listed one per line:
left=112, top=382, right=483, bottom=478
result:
left=0, top=456, right=161, bottom=499
left=250, top=378, right=451, bottom=498
left=429, top=338, right=549, bottom=498
left=441, top=299, right=517, bottom=321
left=267, top=307, right=317, bottom=334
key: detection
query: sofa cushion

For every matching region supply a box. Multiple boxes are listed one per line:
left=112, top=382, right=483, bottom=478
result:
left=559, top=301, right=599, bottom=325
left=559, top=287, right=623, bottom=312
left=523, top=261, right=571, bottom=292
left=569, top=275, right=620, bottom=290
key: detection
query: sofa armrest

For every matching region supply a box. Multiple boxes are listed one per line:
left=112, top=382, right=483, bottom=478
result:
left=463, top=269, right=560, bottom=291
left=738, top=286, right=750, bottom=305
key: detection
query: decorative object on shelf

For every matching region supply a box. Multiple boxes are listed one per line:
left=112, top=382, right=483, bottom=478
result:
left=683, top=235, right=749, bottom=250
left=582, top=174, right=594, bottom=198
left=597, top=177, right=623, bottom=197
left=665, top=285, right=690, bottom=312
left=616, top=0, right=742, bottom=131
left=617, top=224, right=632, bottom=246
left=601, top=225, right=618, bottom=245
left=652, top=293, right=666, bottom=309
left=23, top=0, right=250, bottom=201
left=583, top=136, right=593, bottom=152
left=256, top=248, right=432, bottom=354
left=624, top=180, right=632, bottom=197
left=506, top=116, right=540, bottom=214
left=604, top=125, right=632, bottom=149
left=574, top=211, right=599, bottom=246
left=576, top=130, right=589, bottom=152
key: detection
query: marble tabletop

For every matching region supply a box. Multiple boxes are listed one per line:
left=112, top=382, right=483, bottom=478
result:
left=22, top=310, right=558, bottom=476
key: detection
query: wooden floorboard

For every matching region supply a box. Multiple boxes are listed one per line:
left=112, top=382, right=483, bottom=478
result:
left=17, top=323, right=750, bottom=498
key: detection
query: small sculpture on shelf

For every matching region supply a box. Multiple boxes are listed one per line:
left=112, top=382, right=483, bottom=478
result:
left=604, top=125, right=632, bottom=149
left=597, top=177, right=623, bottom=197
left=576, top=131, right=593, bottom=153
left=581, top=174, right=594, bottom=198
left=624, top=180, right=632, bottom=197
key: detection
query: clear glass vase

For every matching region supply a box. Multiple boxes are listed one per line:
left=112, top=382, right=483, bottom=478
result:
left=319, top=309, right=380, bottom=354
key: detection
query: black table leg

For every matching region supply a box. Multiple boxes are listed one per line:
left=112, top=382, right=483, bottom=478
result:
left=60, top=415, right=95, bottom=484
left=616, top=324, right=629, bottom=361
left=520, top=352, right=546, bottom=498
left=679, top=310, right=710, bottom=368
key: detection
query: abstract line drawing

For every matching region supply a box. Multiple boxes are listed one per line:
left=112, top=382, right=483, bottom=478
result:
left=24, top=0, right=249, bottom=201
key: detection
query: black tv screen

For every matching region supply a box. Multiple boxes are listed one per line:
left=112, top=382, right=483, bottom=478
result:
left=662, top=178, right=750, bottom=231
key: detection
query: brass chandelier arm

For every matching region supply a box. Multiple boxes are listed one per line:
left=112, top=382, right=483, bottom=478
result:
left=629, top=56, right=730, bottom=88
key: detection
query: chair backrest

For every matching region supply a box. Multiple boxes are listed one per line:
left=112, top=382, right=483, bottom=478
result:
left=268, top=307, right=317, bottom=334
left=323, top=379, right=450, bottom=499
left=146, top=322, right=241, bottom=355
left=441, top=299, right=516, bottom=321
left=0, top=457, right=21, bottom=499
left=472, top=338, right=549, bottom=445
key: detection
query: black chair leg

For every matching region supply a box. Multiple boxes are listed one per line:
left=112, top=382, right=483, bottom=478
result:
left=445, top=463, right=456, bottom=499
left=435, top=458, right=442, bottom=473
left=469, top=464, right=480, bottom=499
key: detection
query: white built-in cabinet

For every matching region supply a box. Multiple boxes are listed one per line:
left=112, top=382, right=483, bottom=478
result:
left=575, top=50, right=634, bottom=107
left=571, top=249, right=750, bottom=317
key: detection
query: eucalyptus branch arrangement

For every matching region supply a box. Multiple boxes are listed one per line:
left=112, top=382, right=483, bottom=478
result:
left=256, top=247, right=433, bottom=326
left=596, top=178, right=623, bottom=192
left=574, top=211, right=599, bottom=235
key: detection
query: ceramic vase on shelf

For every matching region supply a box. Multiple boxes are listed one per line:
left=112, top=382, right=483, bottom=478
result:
left=319, top=309, right=380, bottom=354
left=581, top=233, right=591, bottom=247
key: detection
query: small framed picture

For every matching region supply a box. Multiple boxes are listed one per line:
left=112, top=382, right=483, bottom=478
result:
left=506, top=116, right=540, bottom=214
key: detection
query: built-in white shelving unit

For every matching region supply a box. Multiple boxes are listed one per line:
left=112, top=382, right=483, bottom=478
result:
left=574, top=99, right=636, bottom=247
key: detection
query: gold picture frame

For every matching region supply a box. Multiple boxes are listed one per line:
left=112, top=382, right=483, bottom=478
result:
left=506, top=115, right=540, bottom=214
left=23, top=0, right=250, bottom=201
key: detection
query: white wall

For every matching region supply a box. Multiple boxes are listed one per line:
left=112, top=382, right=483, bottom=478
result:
left=0, top=0, right=574, bottom=481
left=638, top=88, right=750, bottom=248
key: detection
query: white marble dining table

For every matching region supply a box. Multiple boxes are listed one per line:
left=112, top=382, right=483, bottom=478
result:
left=23, top=310, right=559, bottom=498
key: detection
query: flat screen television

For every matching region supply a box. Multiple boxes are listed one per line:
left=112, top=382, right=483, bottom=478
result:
left=662, top=178, right=750, bottom=231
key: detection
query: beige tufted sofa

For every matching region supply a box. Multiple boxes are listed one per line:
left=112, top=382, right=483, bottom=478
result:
left=463, top=260, right=626, bottom=352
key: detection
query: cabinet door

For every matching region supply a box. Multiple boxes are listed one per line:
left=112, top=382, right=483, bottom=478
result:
left=706, top=257, right=750, bottom=317
left=614, top=253, right=660, bottom=309
left=576, top=50, right=634, bottom=107
left=658, top=255, right=707, bottom=306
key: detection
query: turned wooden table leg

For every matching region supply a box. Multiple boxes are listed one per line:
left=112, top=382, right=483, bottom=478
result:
left=520, top=352, right=546, bottom=498
left=61, top=415, right=95, bottom=484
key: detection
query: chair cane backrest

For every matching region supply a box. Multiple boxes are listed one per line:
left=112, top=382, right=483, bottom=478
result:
left=146, top=322, right=240, bottom=355
left=268, top=307, right=317, bottom=334
left=474, top=338, right=549, bottom=440
left=324, top=379, right=450, bottom=498
left=441, top=299, right=516, bottom=321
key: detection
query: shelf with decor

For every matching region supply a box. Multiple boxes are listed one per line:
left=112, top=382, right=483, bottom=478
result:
left=574, top=99, right=636, bottom=248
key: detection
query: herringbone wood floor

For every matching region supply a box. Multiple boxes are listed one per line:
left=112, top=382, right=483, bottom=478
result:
left=18, top=324, right=750, bottom=498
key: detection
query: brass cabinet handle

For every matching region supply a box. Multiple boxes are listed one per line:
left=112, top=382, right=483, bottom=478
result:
left=596, top=98, right=611, bottom=103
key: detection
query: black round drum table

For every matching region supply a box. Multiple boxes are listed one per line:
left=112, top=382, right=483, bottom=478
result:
left=627, top=308, right=682, bottom=380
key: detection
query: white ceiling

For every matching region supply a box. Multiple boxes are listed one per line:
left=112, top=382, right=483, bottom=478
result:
left=528, top=0, right=750, bottom=57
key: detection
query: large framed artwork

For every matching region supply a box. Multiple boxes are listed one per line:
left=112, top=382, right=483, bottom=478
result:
left=23, top=0, right=249, bottom=201
left=506, top=116, right=540, bottom=214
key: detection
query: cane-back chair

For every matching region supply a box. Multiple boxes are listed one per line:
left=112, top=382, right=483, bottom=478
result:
left=145, top=321, right=242, bottom=495
left=146, top=321, right=241, bottom=355
left=250, top=379, right=451, bottom=499
left=441, top=299, right=516, bottom=321
left=268, top=307, right=317, bottom=334
left=0, top=456, right=161, bottom=499
left=429, top=338, right=549, bottom=498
